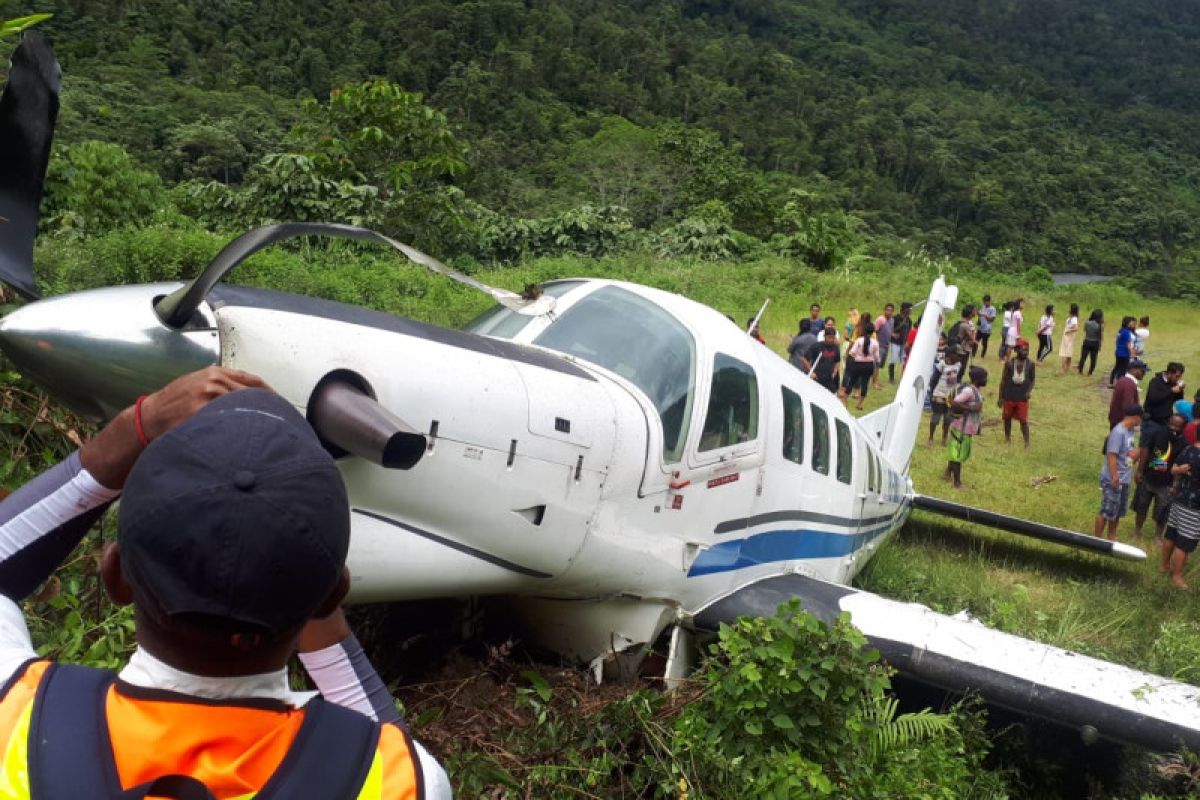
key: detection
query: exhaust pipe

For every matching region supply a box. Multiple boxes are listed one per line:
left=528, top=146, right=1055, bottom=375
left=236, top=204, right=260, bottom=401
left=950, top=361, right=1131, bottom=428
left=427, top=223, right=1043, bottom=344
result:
left=308, top=377, right=426, bottom=470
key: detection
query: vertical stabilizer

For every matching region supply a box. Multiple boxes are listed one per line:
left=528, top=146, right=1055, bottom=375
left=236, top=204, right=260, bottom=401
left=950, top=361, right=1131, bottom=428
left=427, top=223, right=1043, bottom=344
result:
left=859, top=278, right=957, bottom=471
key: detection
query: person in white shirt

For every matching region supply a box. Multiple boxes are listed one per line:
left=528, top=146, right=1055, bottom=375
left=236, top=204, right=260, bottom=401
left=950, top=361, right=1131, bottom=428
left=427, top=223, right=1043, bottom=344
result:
left=1036, top=304, right=1055, bottom=363
left=1059, top=303, right=1080, bottom=374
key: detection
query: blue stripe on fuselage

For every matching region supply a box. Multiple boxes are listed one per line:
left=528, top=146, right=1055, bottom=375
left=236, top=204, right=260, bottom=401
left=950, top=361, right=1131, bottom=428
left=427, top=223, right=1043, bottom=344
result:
left=686, top=520, right=895, bottom=577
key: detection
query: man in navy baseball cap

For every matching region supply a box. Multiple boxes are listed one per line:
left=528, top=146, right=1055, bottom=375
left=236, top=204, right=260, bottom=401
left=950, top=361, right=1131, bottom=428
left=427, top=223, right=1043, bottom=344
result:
left=0, top=367, right=449, bottom=796
left=113, top=385, right=352, bottom=670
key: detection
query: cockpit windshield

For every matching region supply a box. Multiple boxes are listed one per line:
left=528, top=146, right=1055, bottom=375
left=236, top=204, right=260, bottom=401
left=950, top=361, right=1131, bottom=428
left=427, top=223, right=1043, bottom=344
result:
left=533, top=286, right=696, bottom=464
left=463, top=280, right=585, bottom=339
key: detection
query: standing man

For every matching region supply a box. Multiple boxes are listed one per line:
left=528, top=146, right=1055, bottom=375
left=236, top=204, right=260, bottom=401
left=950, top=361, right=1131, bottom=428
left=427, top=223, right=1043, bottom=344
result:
left=1109, top=359, right=1148, bottom=430
left=1144, top=362, right=1186, bottom=427
left=787, top=322, right=818, bottom=371
left=977, top=295, right=997, bottom=358
left=1095, top=404, right=1145, bottom=541
left=999, top=338, right=1036, bottom=449
left=873, top=304, right=895, bottom=390
left=801, top=303, right=822, bottom=335
left=0, top=368, right=450, bottom=798
left=1133, top=413, right=1187, bottom=540
left=887, top=302, right=913, bottom=384
left=805, top=327, right=843, bottom=394
left=947, top=305, right=978, bottom=369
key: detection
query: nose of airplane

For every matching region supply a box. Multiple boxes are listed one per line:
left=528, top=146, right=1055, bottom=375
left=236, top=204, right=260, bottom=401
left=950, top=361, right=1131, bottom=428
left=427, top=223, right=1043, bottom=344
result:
left=0, top=283, right=221, bottom=421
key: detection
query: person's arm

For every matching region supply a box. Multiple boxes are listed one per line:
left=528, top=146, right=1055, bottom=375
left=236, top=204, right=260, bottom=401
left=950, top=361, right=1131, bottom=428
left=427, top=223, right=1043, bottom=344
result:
left=297, top=609, right=401, bottom=725
left=1135, top=436, right=1150, bottom=484
left=1107, top=450, right=1121, bottom=488
left=297, top=611, right=454, bottom=798
left=1027, top=363, right=1035, bottom=396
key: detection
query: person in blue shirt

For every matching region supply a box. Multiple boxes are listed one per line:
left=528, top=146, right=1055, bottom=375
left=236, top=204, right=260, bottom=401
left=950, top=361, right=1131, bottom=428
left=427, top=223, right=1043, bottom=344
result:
left=1108, top=316, right=1137, bottom=387
left=1174, top=388, right=1200, bottom=422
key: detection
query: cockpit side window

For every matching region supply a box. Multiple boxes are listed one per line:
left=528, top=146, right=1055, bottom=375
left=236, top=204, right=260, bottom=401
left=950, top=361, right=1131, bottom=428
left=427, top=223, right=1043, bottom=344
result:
left=532, top=286, right=696, bottom=463
left=464, top=280, right=585, bottom=339
left=699, top=353, right=759, bottom=452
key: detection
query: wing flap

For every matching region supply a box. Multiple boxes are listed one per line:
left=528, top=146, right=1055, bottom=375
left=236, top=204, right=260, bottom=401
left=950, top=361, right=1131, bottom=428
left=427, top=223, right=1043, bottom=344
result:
left=694, top=573, right=1200, bottom=753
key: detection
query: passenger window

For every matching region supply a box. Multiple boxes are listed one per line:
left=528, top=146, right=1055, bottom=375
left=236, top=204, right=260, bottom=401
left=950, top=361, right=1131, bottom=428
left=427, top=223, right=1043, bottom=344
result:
left=782, top=387, right=804, bottom=465
left=811, top=405, right=830, bottom=475
left=866, top=445, right=877, bottom=491
left=836, top=420, right=853, bottom=484
left=533, top=286, right=696, bottom=463
left=699, top=353, right=759, bottom=452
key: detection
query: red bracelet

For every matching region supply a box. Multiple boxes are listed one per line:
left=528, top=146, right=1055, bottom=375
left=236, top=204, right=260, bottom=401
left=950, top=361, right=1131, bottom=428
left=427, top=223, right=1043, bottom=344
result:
left=134, top=395, right=151, bottom=447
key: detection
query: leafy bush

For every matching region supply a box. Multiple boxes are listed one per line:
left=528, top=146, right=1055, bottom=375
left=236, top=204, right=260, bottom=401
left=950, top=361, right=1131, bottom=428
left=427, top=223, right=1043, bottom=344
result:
left=446, top=601, right=1009, bottom=798
left=475, top=204, right=633, bottom=263
left=42, top=141, right=165, bottom=236
left=771, top=189, right=864, bottom=272
left=672, top=600, right=1009, bottom=799
left=655, top=216, right=740, bottom=261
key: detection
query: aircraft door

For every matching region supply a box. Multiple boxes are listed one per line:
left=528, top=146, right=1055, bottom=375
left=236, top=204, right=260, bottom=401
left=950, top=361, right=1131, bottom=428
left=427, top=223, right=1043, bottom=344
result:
left=669, top=352, right=764, bottom=543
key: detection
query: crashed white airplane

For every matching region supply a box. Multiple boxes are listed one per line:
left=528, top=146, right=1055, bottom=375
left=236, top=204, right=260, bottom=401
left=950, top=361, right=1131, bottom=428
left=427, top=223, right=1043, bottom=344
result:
left=1, top=33, right=1196, bottom=754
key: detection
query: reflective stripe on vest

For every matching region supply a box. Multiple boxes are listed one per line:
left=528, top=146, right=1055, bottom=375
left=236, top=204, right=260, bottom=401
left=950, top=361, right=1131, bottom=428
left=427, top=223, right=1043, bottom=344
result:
left=0, top=661, right=420, bottom=799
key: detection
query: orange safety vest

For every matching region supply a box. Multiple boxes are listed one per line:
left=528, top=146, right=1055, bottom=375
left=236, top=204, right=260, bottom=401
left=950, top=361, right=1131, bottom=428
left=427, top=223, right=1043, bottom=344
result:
left=0, top=660, right=424, bottom=799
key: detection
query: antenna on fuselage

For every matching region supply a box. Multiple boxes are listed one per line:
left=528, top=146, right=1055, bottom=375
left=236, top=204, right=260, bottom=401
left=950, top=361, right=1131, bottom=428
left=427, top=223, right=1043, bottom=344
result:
left=746, top=298, right=770, bottom=335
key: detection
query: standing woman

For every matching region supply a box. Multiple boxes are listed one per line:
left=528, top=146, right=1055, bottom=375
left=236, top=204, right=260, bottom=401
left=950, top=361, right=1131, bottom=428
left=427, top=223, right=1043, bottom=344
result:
left=1059, top=303, right=1079, bottom=374
left=998, top=301, right=1014, bottom=360
left=846, top=322, right=879, bottom=410
left=1078, top=309, right=1104, bottom=376
left=1036, top=304, right=1055, bottom=363
left=1005, top=299, right=1024, bottom=361
left=1110, top=316, right=1136, bottom=387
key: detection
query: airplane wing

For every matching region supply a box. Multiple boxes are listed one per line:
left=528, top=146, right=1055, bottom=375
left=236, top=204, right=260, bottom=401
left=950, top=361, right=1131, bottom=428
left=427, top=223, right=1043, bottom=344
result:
left=694, top=572, right=1200, bottom=753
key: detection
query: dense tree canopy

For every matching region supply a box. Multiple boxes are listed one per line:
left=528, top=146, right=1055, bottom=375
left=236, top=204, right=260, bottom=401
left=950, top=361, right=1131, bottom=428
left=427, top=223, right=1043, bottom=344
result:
left=7, top=0, right=1200, bottom=292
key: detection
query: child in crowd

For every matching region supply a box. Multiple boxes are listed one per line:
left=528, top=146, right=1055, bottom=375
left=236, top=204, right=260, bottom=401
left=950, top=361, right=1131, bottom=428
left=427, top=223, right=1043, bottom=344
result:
left=929, top=345, right=963, bottom=446
left=945, top=366, right=988, bottom=489
left=1095, top=404, right=1145, bottom=541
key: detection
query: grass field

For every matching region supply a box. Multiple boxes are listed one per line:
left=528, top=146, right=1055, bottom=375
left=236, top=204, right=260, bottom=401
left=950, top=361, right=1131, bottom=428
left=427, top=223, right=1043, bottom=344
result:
left=849, top=297, right=1200, bottom=676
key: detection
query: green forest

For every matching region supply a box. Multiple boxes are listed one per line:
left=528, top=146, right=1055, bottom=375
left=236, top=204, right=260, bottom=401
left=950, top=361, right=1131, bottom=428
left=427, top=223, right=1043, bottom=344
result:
left=6, top=0, right=1200, bottom=295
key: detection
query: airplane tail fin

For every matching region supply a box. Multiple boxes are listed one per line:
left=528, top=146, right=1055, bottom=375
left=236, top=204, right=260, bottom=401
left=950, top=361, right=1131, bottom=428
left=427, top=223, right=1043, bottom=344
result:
left=859, top=277, right=957, bottom=471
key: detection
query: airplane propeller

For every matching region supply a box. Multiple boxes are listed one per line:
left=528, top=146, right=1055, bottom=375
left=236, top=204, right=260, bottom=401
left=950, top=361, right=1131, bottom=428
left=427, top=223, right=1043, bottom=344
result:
left=0, top=32, right=58, bottom=300
left=154, top=222, right=557, bottom=330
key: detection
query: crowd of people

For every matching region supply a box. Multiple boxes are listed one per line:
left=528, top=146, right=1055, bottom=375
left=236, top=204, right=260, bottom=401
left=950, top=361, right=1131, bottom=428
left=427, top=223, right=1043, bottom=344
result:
left=780, top=295, right=1200, bottom=591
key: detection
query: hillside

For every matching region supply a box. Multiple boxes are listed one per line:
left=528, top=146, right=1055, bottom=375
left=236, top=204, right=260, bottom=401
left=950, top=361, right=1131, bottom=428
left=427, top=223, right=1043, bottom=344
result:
left=6, top=0, right=1200, bottom=294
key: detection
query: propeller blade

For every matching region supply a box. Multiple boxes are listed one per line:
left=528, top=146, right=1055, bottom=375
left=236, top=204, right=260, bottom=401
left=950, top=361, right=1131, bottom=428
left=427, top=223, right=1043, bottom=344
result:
left=0, top=32, right=59, bottom=300
left=155, top=222, right=555, bottom=329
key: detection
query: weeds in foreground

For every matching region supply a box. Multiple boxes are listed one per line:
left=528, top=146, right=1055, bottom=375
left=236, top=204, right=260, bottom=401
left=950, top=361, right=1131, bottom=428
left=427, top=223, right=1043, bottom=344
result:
left=420, top=602, right=1012, bottom=799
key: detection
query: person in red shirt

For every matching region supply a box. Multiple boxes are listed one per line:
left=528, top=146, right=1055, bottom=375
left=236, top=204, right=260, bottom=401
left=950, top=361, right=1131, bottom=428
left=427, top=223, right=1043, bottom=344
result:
left=1110, top=359, right=1147, bottom=427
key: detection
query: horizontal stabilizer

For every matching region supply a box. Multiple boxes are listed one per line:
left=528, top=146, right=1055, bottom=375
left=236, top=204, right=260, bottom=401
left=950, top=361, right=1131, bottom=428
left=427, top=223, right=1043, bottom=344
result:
left=912, top=494, right=1146, bottom=561
left=694, top=573, right=1200, bottom=753
left=0, top=33, right=59, bottom=300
